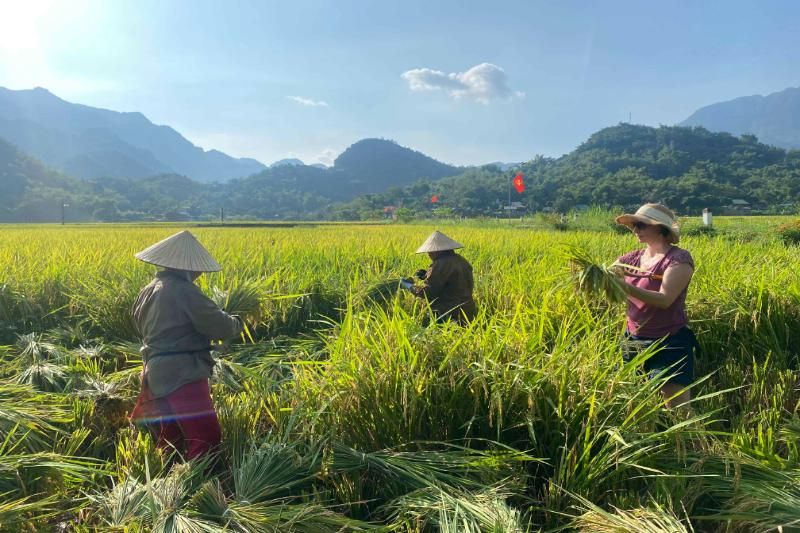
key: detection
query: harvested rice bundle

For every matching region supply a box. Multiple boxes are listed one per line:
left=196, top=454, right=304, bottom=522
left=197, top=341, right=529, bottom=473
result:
left=211, top=280, right=264, bottom=325
left=358, top=278, right=405, bottom=306
left=564, top=246, right=628, bottom=304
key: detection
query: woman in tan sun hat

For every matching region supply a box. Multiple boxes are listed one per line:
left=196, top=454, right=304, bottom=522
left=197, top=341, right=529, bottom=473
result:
left=129, top=230, right=243, bottom=460
left=405, top=230, right=476, bottom=325
left=612, top=203, right=697, bottom=408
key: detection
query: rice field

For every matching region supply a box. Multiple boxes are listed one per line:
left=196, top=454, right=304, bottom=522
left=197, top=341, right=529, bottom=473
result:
left=2, top=216, right=800, bottom=531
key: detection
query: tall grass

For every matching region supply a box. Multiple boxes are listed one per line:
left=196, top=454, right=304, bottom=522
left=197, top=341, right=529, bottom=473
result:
left=1, top=220, right=800, bottom=529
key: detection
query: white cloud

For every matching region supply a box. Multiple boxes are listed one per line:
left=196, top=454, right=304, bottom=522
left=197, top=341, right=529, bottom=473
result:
left=401, top=62, right=524, bottom=104
left=287, top=95, right=329, bottom=107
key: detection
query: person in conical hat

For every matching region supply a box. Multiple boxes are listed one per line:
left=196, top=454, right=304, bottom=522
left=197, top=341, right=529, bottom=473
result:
left=134, top=229, right=222, bottom=273
left=612, top=203, right=697, bottom=408
left=130, top=230, right=243, bottom=460
left=405, top=230, right=477, bottom=325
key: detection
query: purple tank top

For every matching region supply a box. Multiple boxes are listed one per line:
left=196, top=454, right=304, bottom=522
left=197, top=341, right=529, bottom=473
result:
left=617, top=246, right=694, bottom=337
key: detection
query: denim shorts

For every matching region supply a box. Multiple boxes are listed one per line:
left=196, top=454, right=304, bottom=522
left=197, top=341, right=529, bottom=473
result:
left=622, top=326, right=697, bottom=385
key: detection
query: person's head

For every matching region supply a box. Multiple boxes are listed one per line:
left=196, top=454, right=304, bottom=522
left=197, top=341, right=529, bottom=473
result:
left=427, top=250, right=455, bottom=261
left=162, top=268, right=203, bottom=282
left=415, top=231, right=463, bottom=257
left=135, top=230, right=222, bottom=277
left=615, top=203, right=680, bottom=245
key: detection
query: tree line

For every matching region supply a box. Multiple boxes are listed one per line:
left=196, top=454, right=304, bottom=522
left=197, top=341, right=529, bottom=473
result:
left=2, top=124, right=800, bottom=222
left=333, top=124, right=800, bottom=219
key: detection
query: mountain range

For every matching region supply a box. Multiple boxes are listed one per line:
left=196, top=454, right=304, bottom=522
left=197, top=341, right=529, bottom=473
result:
left=270, top=158, right=306, bottom=168
left=0, top=87, right=266, bottom=182
left=4, top=85, right=800, bottom=221
left=0, top=87, right=465, bottom=191
left=339, top=123, right=800, bottom=218
left=0, top=124, right=464, bottom=222
left=270, top=159, right=328, bottom=170
left=485, top=162, right=522, bottom=171
left=5, top=121, right=800, bottom=222
left=680, top=86, right=800, bottom=149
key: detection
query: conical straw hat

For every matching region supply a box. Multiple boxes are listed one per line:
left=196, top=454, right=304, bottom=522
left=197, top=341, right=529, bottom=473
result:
left=135, top=230, right=222, bottom=272
left=415, top=231, right=464, bottom=254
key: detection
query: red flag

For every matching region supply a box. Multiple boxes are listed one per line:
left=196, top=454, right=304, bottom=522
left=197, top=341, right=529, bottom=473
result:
left=431, top=194, right=439, bottom=203
left=513, top=173, right=525, bottom=193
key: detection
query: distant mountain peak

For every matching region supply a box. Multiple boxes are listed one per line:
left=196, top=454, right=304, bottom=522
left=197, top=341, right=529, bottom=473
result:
left=296, top=138, right=460, bottom=196
left=0, top=86, right=266, bottom=182
left=484, top=161, right=521, bottom=171
left=333, top=137, right=456, bottom=171
left=271, top=158, right=305, bottom=168
left=680, top=86, right=800, bottom=149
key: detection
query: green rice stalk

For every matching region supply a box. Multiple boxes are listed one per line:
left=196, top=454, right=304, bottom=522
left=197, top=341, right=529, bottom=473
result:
left=355, top=277, right=406, bottom=308
left=386, top=486, right=529, bottom=532
left=572, top=498, right=692, bottom=533
left=211, top=281, right=264, bottom=325
left=564, top=245, right=629, bottom=304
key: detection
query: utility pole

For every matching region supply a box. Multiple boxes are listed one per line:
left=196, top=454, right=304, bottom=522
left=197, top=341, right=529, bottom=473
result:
left=507, top=175, right=512, bottom=221
left=61, top=202, right=69, bottom=225
left=220, top=207, right=224, bottom=223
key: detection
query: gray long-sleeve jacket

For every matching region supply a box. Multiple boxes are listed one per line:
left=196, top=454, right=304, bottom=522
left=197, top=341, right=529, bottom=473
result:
left=132, top=270, right=243, bottom=398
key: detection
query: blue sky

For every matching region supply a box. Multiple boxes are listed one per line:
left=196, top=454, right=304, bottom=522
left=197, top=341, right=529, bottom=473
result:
left=1, top=0, right=798, bottom=166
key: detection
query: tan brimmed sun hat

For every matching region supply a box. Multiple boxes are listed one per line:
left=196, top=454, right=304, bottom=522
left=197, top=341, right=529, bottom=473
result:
left=415, top=231, right=464, bottom=254
left=135, top=230, right=222, bottom=272
left=615, top=203, right=680, bottom=244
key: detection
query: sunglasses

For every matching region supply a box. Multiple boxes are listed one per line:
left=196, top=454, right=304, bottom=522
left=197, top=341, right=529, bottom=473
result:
left=631, top=222, right=650, bottom=230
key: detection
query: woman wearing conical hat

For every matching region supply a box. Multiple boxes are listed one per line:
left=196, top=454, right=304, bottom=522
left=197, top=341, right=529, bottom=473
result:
left=408, top=231, right=477, bottom=325
left=129, top=230, right=243, bottom=460
left=612, top=203, right=697, bottom=408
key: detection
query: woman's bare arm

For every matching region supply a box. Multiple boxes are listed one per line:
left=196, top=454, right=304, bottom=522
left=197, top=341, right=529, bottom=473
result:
left=622, top=263, right=693, bottom=309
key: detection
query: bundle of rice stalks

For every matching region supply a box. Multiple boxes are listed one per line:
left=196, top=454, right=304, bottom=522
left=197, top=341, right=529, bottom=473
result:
left=0, top=384, right=71, bottom=453
left=358, top=278, right=406, bottom=306
left=387, top=486, right=529, bottom=533
left=331, top=443, right=532, bottom=494
left=75, top=379, right=134, bottom=439
left=0, top=494, right=60, bottom=531
left=16, top=333, right=64, bottom=365
left=15, top=362, right=68, bottom=392
left=564, top=246, right=628, bottom=304
left=573, top=504, right=690, bottom=532
left=211, top=280, right=264, bottom=325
